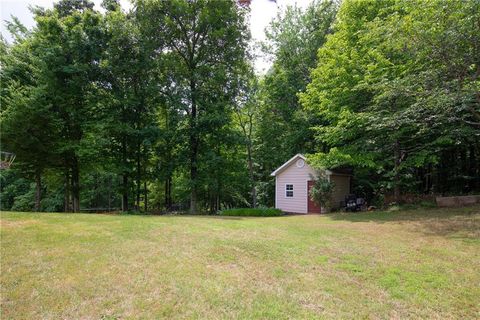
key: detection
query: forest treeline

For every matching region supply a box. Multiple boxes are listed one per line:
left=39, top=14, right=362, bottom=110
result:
left=1, top=0, right=479, bottom=213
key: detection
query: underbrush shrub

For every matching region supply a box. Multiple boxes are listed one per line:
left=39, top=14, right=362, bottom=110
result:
left=398, top=201, right=438, bottom=211
left=218, top=208, right=283, bottom=217
left=384, top=193, right=436, bottom=205
left=119, top=210, right=153, bottom=215
left=309, top=174, right=334, bottom=210
left=373, top=193, right=437, bottom=210
left=371, top=194, right=386, bottom=208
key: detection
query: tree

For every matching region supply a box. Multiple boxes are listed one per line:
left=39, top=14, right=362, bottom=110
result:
left=100, top=4, right=158, bottom=211
left=29, top=2, right=104, bottom=211
left=233, top=68, right=259, bottom=207
left=255, top=0, right=338, bottom=206
left=0, top=24, right=60, bottom=211
left=301, top=0, right=480, bottom=202
left=136, top=0, right=250, bottom=213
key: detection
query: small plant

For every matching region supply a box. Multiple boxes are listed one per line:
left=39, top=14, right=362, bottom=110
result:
left=309, top=174, right=335, bottom=210
left=218, top=208, right=283, bottom=217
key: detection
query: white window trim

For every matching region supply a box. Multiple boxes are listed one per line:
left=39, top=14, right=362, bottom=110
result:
left=285, top=184, right=294, bottom=197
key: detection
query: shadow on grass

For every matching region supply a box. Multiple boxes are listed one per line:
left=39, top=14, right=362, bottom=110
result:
left=328, top=206, right=479, bottom=223
left=111, top=211, right=242, bottom=220
left=169, top=214, right=294, bottom=220
left=329, top=206, right=480, bottom=240
left=171, top=214, right=247, bottom=220
left=114, top=212, right=260, bottom=220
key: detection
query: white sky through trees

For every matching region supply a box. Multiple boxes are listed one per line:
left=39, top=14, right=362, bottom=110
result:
left=0, top=0, right=313, bottom=73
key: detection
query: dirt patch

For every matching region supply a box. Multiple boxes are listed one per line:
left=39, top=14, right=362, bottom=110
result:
left=0, top=219, right=39, bottom=228
left=415, top=215, right=480, bottom=239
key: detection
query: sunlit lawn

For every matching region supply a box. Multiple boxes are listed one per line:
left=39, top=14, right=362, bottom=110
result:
left=1, top=206, right=479, bottom=319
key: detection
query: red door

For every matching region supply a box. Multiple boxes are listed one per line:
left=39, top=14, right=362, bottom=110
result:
left=307, top=180, right=322, bottom=214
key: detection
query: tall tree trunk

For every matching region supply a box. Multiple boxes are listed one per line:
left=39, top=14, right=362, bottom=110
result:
left=461, top=147, right=468, bottom=193
left=168, top=177, right=172, bottom=209
left=108, top=175, right=112, bottom=211
left=474, top=143, right=480, bottom=190
left=136, top=143, right=141, bottom=210
left=468, top=144, right=475, bottom=191
left=94, top=173, right=98, bottom=208
left=165, top=175, right=172, bottom=210
left=427, top=163, right=433, bottom=193
left=246, top=143, right=256, bottom=208
left=144, top=181, right=148, bottom=212
left=64, top=166, right=71, bottom=212
left=438, top=150, right=448, bottom=195
left=190, top=146, right=198, bottom=214
left=71, top=156, right=80, bottom=213
left=121, top=135, right=128, bottom=212
left=189, top=78, right=198, bottom=214
left=122, top=174, right=128, bottom=211
left=34, top=171, right=42, bottom=212
left=164, top=109, right=172, bottom=211
left=476, top=143, right=480, bottom=190
left=393, top=140, right=401, bottom=203
left=164, top=177, right=169, bottom=210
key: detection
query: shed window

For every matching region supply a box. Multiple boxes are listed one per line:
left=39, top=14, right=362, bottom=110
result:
left=286, top=184, right=293, bottom=197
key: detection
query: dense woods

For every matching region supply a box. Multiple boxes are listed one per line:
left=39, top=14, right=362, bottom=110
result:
left=1, top=0, right=479, bottom=213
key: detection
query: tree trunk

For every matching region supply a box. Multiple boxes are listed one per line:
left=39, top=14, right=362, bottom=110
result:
left=71, top=156, right=80, bottom=213
left=164, top=176, right=172, bottom=210
left=108, top=175, right=112, bottom=211
left=393, top=140, right=401, bottom=203
left=427, top=163, right=433, bottom=193
left=122, top=174, right=128, bottom=212
left=34, top=171, right=42, bottom=212
left=474, top=143, right=480, bottom=190
left=190, top=169, right=197, bottom=214
left=136, top=143, right=141, bottom=211
left=121, top=134, right=128, bottom=212
left=144, top=181, right=148, bottom=212
left=64, top=166, right=71, bottom=212
left=189, top=78, right=198, bottom=214
left=94, top=173, right=98, bottom=208
left=164, top=178, right=168, bottom=210
left=246, top=143, right=256, bottom=208
left=468, top=145, right=475, bottom=191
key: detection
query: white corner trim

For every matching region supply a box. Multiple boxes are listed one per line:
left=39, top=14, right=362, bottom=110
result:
left=275, top=176, right=278, bottom=208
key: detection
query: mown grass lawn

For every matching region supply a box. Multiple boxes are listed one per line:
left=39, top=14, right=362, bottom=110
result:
left=1, top=207, right=479, bottom=319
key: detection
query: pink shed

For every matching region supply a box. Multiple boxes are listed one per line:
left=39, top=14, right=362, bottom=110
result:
left=271, top=154, right=352, bottom=214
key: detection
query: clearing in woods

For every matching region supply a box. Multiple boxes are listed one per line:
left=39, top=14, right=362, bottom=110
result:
left=1, top=206, right=479, bottom=319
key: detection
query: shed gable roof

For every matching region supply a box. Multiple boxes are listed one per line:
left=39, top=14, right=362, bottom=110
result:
left=270, top=154, right=353, bottom=177
left=270, top=154, right=308, bottom=177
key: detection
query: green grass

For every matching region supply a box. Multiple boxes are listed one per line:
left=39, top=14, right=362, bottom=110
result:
left=1, top=206, right=479, bottom=319
left=219, top=207, right=283, bottom=217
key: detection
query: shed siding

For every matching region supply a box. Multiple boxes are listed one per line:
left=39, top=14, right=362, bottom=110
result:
left=276, top=163, right=317, bottom=213
left=330, top=175, right=351, bottom=208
